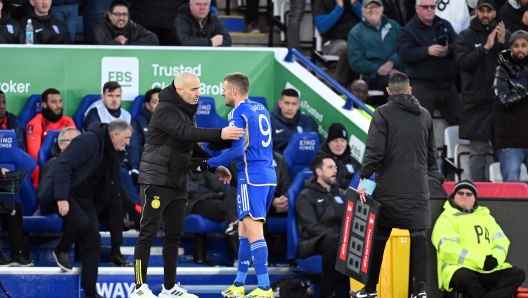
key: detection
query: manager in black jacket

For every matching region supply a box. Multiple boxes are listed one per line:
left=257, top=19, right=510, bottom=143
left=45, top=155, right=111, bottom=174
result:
left=19, top=0, right=71, bottom=44
left=37, top=120, right=133, bottom=298
left=455, top=0, right=510, bottom=181
left=0, top=1, right=23, bottom=44
left=93, top=0, right=159, bottom=46
left=397, top=2, right=459, bottom=126
left=352, top=73, right=436, bottom=298
left=131, top=72, right=244, bottom=298
left=170, top=0, right=231, bottom=46
left=296, top=154, right=347, bottom=298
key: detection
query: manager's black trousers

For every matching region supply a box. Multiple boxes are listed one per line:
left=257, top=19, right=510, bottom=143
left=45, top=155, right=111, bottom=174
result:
left=134, top=184, right=187, bottom=290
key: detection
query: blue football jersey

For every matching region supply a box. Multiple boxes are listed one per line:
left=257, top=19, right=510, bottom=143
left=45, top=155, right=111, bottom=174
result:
left=207, top=99, right=277, bottom=186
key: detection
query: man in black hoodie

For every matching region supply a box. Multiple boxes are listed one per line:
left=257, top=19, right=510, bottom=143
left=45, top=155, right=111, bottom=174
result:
left=131, top=72, right=244, bottom=298
left=19, top=0, right=71, bottom=44
left=92, top=0, right=159, bottom=45
left=296, top=153, right=348, bottom=298
left=0, top=0, right=23, bottom=44
left=0, top=91, right=26, bottom=151
left=37, top=119, right=133, bottom=298
left=352, top=73, right=436, bottom=298
left=455, top=0, right=510, bottom=182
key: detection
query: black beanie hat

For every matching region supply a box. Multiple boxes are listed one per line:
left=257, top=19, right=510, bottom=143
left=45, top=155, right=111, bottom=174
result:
left=453, top=180, right=478, bottom=199
left=327, top=123, right=348, bottom=143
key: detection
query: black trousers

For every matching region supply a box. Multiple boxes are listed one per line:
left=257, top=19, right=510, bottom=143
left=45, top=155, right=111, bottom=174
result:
left=0, top=201, right=23, bottom=256
left=191, top=199, right=228, bottom=222
left=411, top=84, right=460, bottom=126
left=135, top=184, right=187, bottom=289
left=56, top=196, right=101, bottom=297
left=450, top=267, right=525, bottom=298
left=367, top=227, right=428, bottom=292
left=98, top=198, right=124, bottom=247
left=315, top=234, right=349, bottom=298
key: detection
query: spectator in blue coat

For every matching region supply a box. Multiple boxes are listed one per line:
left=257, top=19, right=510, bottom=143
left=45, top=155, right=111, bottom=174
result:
left=270, top=88, right=319, bottom=153
left=133, top=87, right=160, bottom=150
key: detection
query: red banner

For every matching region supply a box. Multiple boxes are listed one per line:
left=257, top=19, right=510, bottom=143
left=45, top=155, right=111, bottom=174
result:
left=361, top=213, right=376, bottom=273
left=340, top=200, right=354, bottom=260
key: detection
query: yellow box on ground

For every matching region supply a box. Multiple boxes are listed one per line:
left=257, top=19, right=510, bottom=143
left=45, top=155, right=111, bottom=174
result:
left=350, top=229, right=410, bottom=298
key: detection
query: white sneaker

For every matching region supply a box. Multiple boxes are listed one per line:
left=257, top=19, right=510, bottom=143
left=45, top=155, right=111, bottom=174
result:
left=130, top=284, right=157, bottom=298
left=158, top=283, right=199, bottom=298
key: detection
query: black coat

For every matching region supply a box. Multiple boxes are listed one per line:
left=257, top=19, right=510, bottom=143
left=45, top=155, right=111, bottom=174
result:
left=92, top=14, right=159, bottom=45
left=312, top=0, right=360, bottom=42
left=138, top=82, right=222, bottom=190
left=499, top=1, right=528, bottom=32
left=37, top=123, right=118, bottom=211
left=397, top=15, right=458, bottom=89
left=170, top=5, right=231, bottom=46
left=318, top=142, right=361, bottom=189
left=186, top=170, right=224, bottom=215
left=131, top=0, right=186, bottom=29
left=296, top=177, right=346, bottom=258
left=39, top=142, right=60, bottom=182
left=19, top=10, right=71, bottom=44
left=455, top=18, right=511, bottom=141
left=360, top=94, right=436, bottom=229
left=492, top=50, right=528, bottom=149
left=0, top=11, right=24, bottom=44
left=3, top=111, right=27, bottom=152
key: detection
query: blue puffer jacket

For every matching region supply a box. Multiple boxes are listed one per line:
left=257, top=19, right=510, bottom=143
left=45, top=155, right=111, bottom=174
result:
left=133, top=107, right=152, bottom=150
left=270, top=104, right=319, bottom=153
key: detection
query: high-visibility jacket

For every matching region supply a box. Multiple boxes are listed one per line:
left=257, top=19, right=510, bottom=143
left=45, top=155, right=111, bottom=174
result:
left=431, top=200, right=512, bottom=292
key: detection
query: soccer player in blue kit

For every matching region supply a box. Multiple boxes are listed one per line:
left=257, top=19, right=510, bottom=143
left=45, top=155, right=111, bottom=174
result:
left=191, top=73, right=277, bottom=298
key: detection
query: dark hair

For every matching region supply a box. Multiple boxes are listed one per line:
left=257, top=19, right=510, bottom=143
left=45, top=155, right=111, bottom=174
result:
left=103, top=81, right=122, bottom=94
left=109, top=0, right=128, bottom=12
left=42, top=88, right=61, bottom=103
left=281, top=88, right=299, bottom=98
left=0, top=90, right=4, bottom=97
left=387, top=72, right=410, bottom=94
left=311, top=153, right=335, bottom=177
left=145, top=88, right=162, bottom=103
left=224, top=73, right=250, bottom=95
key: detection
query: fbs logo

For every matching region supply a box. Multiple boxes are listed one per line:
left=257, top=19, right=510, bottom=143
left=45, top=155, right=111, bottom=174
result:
left=101, top=57, right=139, bottom=101
left=349, top=135, right=365, bottom=161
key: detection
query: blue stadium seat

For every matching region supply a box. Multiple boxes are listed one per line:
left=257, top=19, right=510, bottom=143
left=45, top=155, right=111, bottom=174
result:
left=0, top=130, right=63, bottom=237
left=73, top=94, right=100, bottom=131
left=18, top=94, right=42, bottom=129
left=37, top=130, right=61, bottom=169
left=0, top=130, right=38, bottom=216
left=196, top=97, right=228, bottom=128
left=249, top=97, right=268, bottom=110
left=184, top=214, right=226, bottom=264
left=129, top=95, right=145, bottom=118
left=283, top=132, right=320, bottom=178
left=287, top=170, right=322, bottom=273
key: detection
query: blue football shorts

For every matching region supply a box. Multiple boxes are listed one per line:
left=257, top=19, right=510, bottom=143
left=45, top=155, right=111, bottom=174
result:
left=236, top=183, right=276, bottom=222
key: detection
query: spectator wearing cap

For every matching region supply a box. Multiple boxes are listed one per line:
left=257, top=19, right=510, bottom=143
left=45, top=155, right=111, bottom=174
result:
left=499, top=0, right=528, bottom=33
left=397, top=0, right=460, bottom=126
left=454, top=0, right=510, bottom=182
left=318, top=123, right=362, bottom=189
left=492, top=30, right=528, bottom=182
left=432, top=180, right=526, bottom=297
left=348, top=0, right=405, bottom=103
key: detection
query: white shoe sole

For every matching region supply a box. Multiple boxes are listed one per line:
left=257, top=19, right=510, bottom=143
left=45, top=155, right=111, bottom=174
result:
left=53, top=251, right=73, bottom=272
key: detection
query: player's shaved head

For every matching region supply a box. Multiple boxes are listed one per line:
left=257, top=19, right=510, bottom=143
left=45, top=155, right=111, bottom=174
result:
left=174, top=71, right=199, bottom=89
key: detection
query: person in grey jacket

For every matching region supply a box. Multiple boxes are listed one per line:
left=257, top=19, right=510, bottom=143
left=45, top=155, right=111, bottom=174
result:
left=92, top=0, right=159, bottom=45
left=170, top=0, right=231, bottom=46
left=353, top=72, right=436, bottom=298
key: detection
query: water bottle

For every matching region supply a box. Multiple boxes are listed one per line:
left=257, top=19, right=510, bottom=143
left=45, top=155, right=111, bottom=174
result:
left=26, top=19, right=34, bottom=45
left=436, top=152, right=443, bottom=174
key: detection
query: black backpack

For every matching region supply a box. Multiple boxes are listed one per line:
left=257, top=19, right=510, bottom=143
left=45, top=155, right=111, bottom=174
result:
left=271, top=277, right=314, bottom=298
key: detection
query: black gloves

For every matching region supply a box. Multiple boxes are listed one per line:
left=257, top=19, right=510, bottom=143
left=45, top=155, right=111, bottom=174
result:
left=207, top=140, right=232, bottom=151
left=188, top=158, right=210, bottom=174
left=483, top=255, right=498, bottom=271
left=130, top=170, right=139, bottom=186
